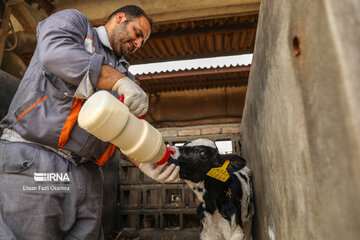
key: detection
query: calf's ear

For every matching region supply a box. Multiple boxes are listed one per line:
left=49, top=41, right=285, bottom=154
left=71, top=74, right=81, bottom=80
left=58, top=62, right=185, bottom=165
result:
left=220, top=154, right=247, bottom=171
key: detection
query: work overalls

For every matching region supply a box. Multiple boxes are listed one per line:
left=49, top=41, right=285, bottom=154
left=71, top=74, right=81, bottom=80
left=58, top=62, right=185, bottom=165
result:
left=0, top=9, right=133, bottom=240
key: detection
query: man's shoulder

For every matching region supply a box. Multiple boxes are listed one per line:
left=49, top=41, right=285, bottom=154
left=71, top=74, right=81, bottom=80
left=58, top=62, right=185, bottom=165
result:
left=37, top=9, right=93, bottom=41
left=49, top=9, right=90, bottom=26
left=53, top=9, right=88, bottom=20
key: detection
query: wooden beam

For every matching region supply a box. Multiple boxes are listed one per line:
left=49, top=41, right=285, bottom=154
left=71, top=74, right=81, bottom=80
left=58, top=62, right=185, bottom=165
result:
left=35, top=0, right=55, bottom=15
left=140, top=78, right=249, bottom=93
left=0, top=5, right=12, bottom=66
left=127, top=49, right=254, bottom=65
left=0, top=0, right=23, bottom=67
left=150, top=22, right=257, bottom=40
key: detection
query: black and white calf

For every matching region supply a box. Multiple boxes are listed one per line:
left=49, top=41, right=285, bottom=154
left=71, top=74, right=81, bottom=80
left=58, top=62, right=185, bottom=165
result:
left=168, top=139, right=254, bottom=240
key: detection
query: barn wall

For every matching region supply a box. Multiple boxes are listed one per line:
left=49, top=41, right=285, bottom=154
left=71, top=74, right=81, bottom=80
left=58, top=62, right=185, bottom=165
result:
left=148, top=87, right=247, bottom=127
left=242, top=0, right=360, bottom=239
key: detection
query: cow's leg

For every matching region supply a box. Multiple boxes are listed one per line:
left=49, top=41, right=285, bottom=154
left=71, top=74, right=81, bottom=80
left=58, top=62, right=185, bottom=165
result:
left=228, top=214, right=245, bottom=240
left=200, top=212, right=226, bottom=240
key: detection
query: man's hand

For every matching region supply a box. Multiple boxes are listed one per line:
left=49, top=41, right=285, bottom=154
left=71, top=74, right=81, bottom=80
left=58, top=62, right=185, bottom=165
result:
left=139, top=162, right=180, bottom=183
left=112, top=77, right=148, bottom=117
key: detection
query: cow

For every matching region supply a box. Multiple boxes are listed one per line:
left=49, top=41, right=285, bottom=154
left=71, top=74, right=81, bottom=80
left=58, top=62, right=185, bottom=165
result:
left=168, top=139, right=254, bottom=240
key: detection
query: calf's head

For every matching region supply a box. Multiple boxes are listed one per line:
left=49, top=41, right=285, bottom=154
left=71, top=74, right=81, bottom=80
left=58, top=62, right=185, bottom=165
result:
left=168, top=139, right=223, bottom=183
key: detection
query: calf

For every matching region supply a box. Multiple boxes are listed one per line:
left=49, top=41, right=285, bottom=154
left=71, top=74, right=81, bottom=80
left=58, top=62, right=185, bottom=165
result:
left=168, top=139, right=254, bottom=240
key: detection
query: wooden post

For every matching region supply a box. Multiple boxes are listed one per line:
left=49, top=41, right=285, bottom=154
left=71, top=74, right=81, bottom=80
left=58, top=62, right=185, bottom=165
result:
left=0, top=0, right=24, bottom=67
left=0, top=4, right=12, bottom=67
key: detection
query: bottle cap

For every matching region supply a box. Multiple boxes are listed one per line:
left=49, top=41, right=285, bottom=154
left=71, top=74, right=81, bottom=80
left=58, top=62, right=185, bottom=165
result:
left=156, top=146, right=170, bottom=165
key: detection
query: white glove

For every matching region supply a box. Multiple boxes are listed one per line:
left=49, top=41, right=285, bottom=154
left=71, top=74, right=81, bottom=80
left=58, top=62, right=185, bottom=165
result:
left=112, top=77, right=148, bottom=117
left=139, top=162, right=180, bottom=183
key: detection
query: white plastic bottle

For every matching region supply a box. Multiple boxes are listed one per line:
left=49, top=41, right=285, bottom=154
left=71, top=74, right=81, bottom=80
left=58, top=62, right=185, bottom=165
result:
left=78, top=91, right=170, bottom=164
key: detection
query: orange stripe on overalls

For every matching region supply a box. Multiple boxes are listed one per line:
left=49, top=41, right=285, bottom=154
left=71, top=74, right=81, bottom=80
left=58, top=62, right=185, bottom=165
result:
left=95, top=144, right=116, bottom=166
left=85, top=36, right=98, bottom=54
left=17, top=96, right=47, bottom=120
left=58, top=98, right=83, bottom=148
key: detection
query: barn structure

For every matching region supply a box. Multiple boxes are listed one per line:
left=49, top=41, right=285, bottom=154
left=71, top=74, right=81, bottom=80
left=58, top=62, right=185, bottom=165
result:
left=1, top=0, right=359, bottom=240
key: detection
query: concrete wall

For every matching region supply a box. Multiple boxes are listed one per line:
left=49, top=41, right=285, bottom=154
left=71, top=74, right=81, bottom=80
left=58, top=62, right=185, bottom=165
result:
left=242, top=0, right=360, bottom=240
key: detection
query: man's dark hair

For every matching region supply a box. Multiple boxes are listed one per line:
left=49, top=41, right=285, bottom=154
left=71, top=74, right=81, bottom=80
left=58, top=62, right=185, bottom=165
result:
left=106, top=5, right=153, bottom=28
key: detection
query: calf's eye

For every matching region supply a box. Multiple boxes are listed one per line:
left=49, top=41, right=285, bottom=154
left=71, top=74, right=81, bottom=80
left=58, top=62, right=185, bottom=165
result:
left=200, top=151, right=207, bottom=158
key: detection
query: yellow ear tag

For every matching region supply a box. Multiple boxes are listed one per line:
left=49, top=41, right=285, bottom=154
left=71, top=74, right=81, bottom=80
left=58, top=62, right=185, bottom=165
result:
left=206, top=160, right=230, bottom=182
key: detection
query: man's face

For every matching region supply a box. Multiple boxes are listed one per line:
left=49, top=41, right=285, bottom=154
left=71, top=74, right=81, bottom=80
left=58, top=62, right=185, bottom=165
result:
left=110, top=15, right=151, bottom=56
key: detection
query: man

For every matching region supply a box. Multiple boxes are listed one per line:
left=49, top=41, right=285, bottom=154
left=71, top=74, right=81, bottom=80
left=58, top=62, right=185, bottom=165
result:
left=0, top=5, right=179, bottom=240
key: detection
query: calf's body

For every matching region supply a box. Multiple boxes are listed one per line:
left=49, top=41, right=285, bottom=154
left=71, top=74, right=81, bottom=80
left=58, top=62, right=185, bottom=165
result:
left=169, top=139, right=254, bottom=240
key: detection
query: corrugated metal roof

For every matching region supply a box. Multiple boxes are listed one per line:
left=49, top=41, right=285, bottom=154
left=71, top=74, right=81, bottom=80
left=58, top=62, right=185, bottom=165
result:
left=135, top=64, right=250, bottom=93
left=126, top=14, right=258, bottom=64
left=129, top=54, right=253, bottom=75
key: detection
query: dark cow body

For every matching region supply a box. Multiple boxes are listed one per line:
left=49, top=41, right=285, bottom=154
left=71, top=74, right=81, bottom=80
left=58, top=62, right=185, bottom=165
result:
left=169, top=139, right=254, bottom=240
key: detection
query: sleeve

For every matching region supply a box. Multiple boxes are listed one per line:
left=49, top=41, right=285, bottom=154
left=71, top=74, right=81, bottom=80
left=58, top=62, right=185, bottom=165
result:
left=37, top=10, right=104, bottom=94
left=116, top=58, right=135, bottom=81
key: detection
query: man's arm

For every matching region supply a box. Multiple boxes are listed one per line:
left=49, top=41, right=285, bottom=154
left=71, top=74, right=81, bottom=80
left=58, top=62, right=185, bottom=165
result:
left=96, top=65, right=126, bottom=90
left=37, top=10, right=103, bottom=88
left=37, top=10, right=147, bottom=116
left=126, top=154, right=140, bottom=168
